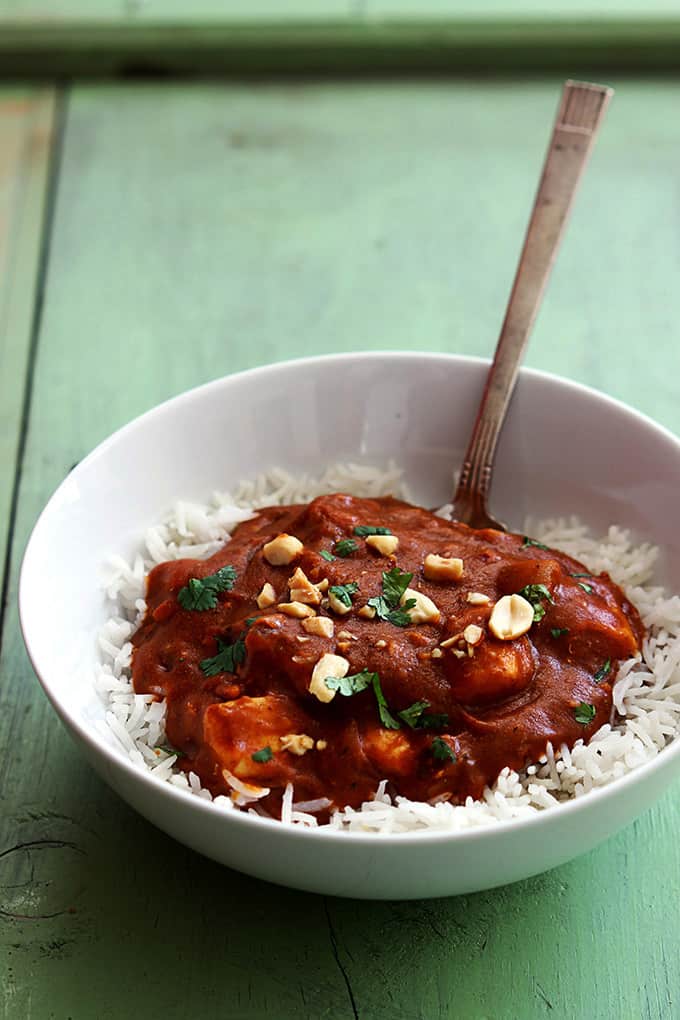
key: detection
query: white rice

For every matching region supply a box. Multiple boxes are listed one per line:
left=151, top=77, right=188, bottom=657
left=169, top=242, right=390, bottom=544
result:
left=94, top=462, right=680, bottom=833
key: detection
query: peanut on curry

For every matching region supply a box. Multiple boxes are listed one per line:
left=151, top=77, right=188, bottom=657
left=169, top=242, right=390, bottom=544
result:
left=132, top=494, right=642, bottom=817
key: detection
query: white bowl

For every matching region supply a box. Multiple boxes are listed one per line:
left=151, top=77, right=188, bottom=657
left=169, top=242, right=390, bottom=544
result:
left=19, top=352, right=680, bottom=899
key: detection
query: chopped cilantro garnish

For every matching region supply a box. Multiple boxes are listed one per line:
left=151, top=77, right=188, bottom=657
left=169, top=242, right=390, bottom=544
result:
left=570, top=572, right=592, bottom=578
left=334, top=539, right=359, bottom=557
left=517, top=583, right=554, bottom=622
left=200, top=632, right=247, bottom=677
left=324, top=670, right=400, bottom=729
left=329, top=581, right=359, bottom=608
left=574, top=702, right=596, bottom=725
left=367, top=567, right=415, bottom=627
left=522, top=536, right=549, bottom=550
left=371, top=674, right=401, bottom=730
left=382, top=566, right=413, bottom=604
left=398, top=700, right=449, bottom=731
left=398, top=700, right=431, bottom=728
left=324, top=669, right=375, bottom=697
left=245, top=617, right=257, bottom=626
left=578, top=582, right=594, bottom=594
left=156, top=743, right=184, bottom=758
left=354, top=525, right=392, bottom=537
left=177, top=565, right=237, bottom=611
left=431, top=737, right=457, bottom=763
left=551, top=627, right=569, bottom=639
left=419, top=712, right=449, bottom=730
left=251, top=746, right=273, bottom=763
left=593, top=658, right=611, bottom=683
left=319, top=550, right=336, bottom=562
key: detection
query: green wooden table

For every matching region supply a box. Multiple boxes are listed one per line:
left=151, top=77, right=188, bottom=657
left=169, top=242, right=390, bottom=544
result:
left=2, top=78, right=680, bottom=1020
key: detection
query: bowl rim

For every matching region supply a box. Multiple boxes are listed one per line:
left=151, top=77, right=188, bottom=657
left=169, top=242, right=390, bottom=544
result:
left=18, top=349, right=680, bottom=848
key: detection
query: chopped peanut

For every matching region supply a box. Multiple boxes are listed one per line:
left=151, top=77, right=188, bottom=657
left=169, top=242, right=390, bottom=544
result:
left=466, top=591, right=491, bottom=606
left=256, top=582, right=276, bottom=609
left=358, top=604, right=377, bottom=620
left=440, top=633, right=462, bottom=649
left=329, top=590, right=352, bottom=616
left=263, top=533, right=304, bottom=566
left=375, top=639, right=387, bottom=649
left=338, top=630, right=358, bottom=641
left=316, top=578, right=329, bottom=593
left=309, top=652, right=350, bottom=703
left=278, top=601, right=316, bottom=619
left=400, top=588, right=441, bottom=625
left=463, top=624, right=484, bottom=646
left=316, top=739, right=328, bottom=750
left=423, top=554, right=464, bottom=583
left=431, top=647, right=443, bottom=659
left=288, top=566, right=322, bottom=605
left=366, top=534, right=399, bottom=556
left=280, top=733, right=315, bottom=756
left=489, top=594, right=534, bottom=640
left=302, top=616, right=334, bottom=638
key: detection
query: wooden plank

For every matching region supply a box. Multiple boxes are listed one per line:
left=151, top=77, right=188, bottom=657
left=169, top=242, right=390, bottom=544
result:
left=2, top=5, right=680, bottom=74
left=1, top=80, right=679, bottom=1020
left=0, top=89, right=56, bottom=595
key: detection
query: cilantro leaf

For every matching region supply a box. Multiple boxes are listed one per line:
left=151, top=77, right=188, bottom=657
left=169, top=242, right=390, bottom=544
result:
left=517, top=583, right=554, bottom=622
left=367, top=568, right=415, bottom=627
left=371, top=674, right=401, bottom=730
left=334, top=539, right=359, bottom=557
left=419, top=712, right=449, bottom=730
left=329, top=582, right=359, bottom=608
left=324, top=670, right=401, bottom=730
left=570, top=572, right=592, bottom=578
left=578, top=582, right=594, bottom=594
left=397, top=700, right=448, bottom=731
left=178, top=565, right=237, bottom=611
left=398, top=699, right=431, bottom=728
left=382, top=566, right=413, bottom=606
left=251, top=746, right=273, bottom=763
left=200, top=632, right=247, bottom=677
left=319, top=550, right=335, bottom=562
left=354, top=525, right=392, bottom=537
left=522, top=536, right=549, bottom=550
left=177, top=578, right=217, bottom=612
left=593, top=658, right=611, bottom=683
left=431, top=736, right=457, bottom=763
left=324, top=670, right=375, bottom=697
left=574, top=702, right=596, bottom=725
left=551, top=627, right=569, bottom=639
left=155, top=743, right=184, bottom=758
left=386, top=602, right=416, bottom=627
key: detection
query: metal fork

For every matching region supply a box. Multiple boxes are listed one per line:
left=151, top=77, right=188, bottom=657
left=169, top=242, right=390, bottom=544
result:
left=451, top=80, right=613, bottom=530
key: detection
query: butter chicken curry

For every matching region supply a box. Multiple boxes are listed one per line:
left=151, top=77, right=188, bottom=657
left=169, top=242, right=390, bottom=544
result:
left=132, top=494, right=642, bottom=816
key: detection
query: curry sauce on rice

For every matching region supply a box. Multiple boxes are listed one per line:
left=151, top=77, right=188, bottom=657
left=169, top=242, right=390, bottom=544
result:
left=130, top=492, right=643, bottom=819
left=95, top=464, right=680, bottom=831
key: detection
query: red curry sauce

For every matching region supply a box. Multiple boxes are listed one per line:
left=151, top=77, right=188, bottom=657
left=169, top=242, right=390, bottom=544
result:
left=132, top=494, right=642, bottom=815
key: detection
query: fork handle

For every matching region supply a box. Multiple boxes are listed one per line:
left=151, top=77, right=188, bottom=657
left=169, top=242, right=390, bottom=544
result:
left=453, top=80, right=613, bottom=527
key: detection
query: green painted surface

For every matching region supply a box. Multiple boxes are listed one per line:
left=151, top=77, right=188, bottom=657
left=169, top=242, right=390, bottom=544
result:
left=0, top=89, right=56, bottom=590
left=2, top=3, right=680, bottom=75
left=2, top=79, right=680, bottom=1019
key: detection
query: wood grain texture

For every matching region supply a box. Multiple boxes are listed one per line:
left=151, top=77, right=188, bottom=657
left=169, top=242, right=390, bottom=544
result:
left=0, top=89, right=56, bottom=600
left=2, top=79, right=680, bottom=1020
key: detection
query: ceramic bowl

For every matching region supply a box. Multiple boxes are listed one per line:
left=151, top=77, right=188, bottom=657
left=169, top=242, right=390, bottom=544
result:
left=19, top=352, right=680, bottom=899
